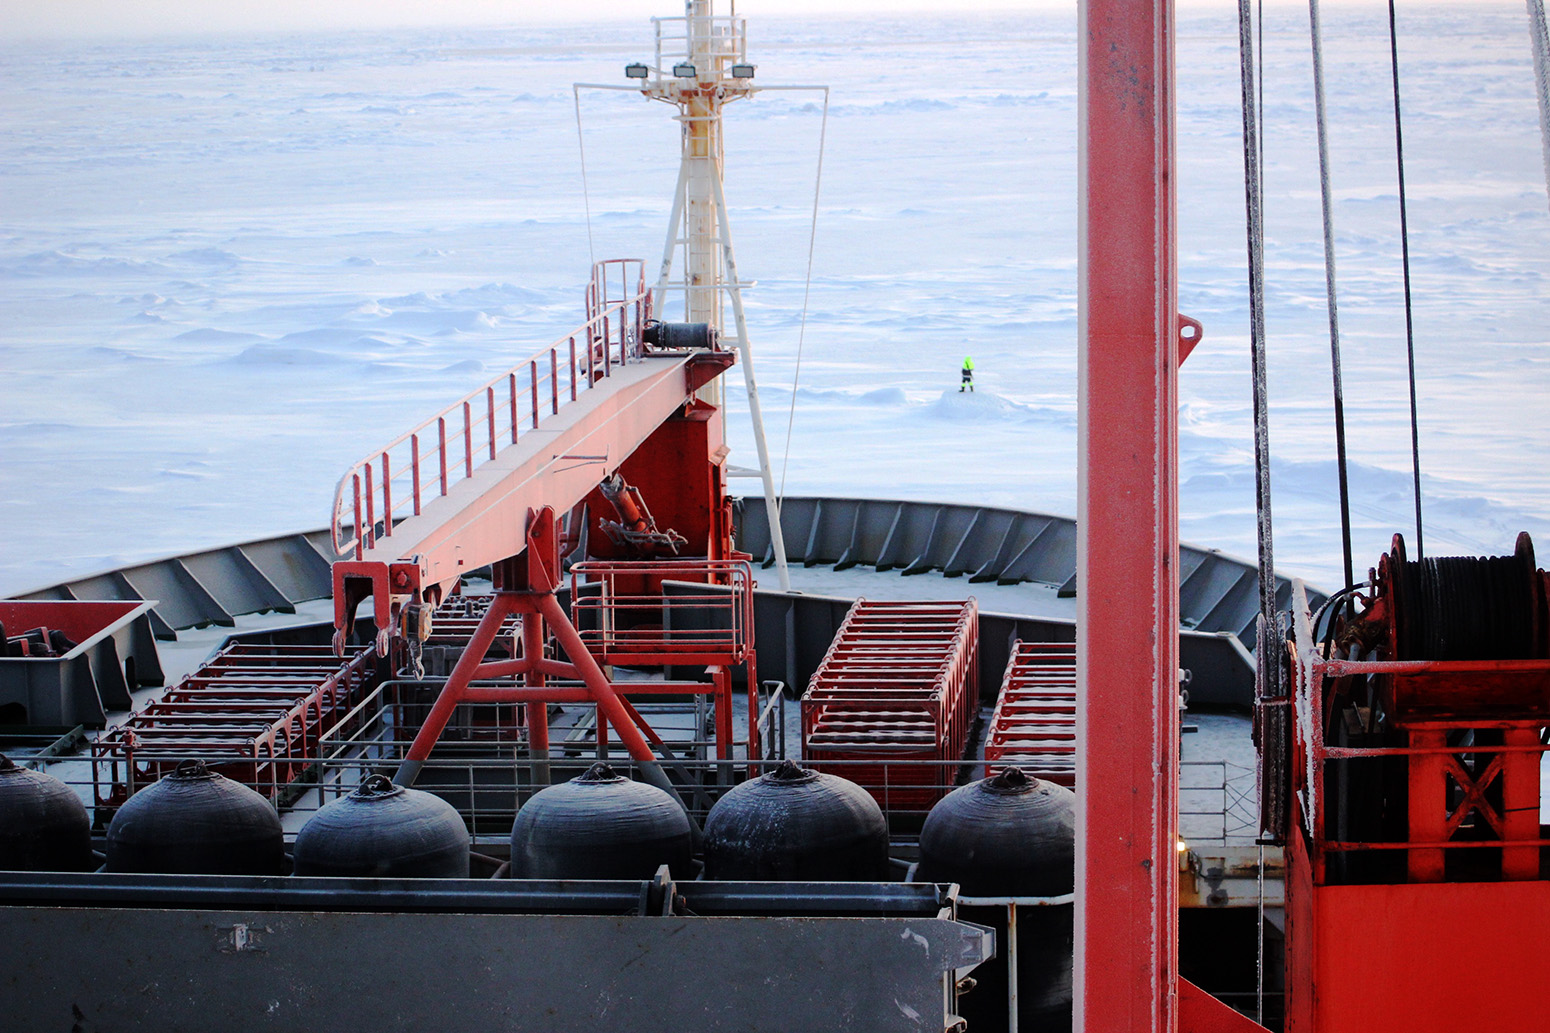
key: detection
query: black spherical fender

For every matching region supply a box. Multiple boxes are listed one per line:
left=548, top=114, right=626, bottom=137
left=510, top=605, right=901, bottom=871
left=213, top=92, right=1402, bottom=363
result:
left=916, top=765, right=1075, bottom=896
left=917, top=767, right=1076, bottom=1032
left=294, top=775, right=469, bottom=878
left=106, top=760, right=283, bottom=875
left=0, top=753, right=92, bottom=872
left=509, top=762, right=692, bottom=880
left=704, top=760, right=888, bottom=881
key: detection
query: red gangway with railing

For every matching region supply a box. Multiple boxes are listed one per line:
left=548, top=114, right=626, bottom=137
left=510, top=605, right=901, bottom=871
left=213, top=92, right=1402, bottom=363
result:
left=983, top=640, right=1077, bottom=787
left=801, top=599, right=978, bottom=808
left=329, top=259, right=652, bottom=564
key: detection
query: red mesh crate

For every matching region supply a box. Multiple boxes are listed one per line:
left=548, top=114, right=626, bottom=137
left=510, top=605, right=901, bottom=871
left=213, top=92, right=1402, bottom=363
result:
left=983, top=640, right=1077, bottom=787
left=94, top=643, right=375, bottom=805
left=801, top=599, right=978, bottom=809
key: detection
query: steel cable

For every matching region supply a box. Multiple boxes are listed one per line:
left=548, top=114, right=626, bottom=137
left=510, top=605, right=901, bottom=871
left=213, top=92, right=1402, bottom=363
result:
left=1306, top=0, right=1357, bottom=598
left=573, top=85, right=597, bottom=270
left=779, top=88, right=830, bottom=505
left=1386, top=0, right=1426, bottom=559
left=1237, top=2, right=1275, bottom=1017
left=1527, top=0, right=1550, bottom=210
left=1239, top=0, right=1278, bottom=705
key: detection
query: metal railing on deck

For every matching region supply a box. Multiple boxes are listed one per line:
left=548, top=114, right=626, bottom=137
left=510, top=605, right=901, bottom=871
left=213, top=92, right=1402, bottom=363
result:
left=330, top=260, right=651, bottom=560
left=570, top=560, right=754, bottom=666
left=646, top=12, right=747, bottom=83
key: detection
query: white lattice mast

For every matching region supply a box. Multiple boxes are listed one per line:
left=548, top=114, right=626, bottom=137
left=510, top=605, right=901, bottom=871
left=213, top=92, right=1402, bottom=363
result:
left=632, top=0, right=792, bottom=590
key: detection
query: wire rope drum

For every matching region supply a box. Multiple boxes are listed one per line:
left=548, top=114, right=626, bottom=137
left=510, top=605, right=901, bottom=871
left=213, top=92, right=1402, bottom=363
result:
left=642, top=320, right=715, bottom=352
left=1385, top=532, right=1546, bottom=662
left=293, top=775, right=470, bottom=878
left=105, top=760, right=283, bottom=875
left=916, top=767, right=1076, bottom=1033
left=0, top=753, right=92, bottom=872
left=508, top=762, right=692, bottom=880
left=702, top=760, right=888, bottom=881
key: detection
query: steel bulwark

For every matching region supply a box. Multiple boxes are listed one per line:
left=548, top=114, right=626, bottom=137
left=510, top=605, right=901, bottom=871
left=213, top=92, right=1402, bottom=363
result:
left=0, top=872, right=991, bottom=1033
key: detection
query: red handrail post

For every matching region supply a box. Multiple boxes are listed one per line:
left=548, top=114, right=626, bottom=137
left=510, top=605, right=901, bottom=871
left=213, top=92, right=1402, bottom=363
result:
left=363, top=462, right=376, bottom=550
left=410, top=435, right=422, bottom=516
left=550, top=350, right=559, bottom=414
left=530, top=360, right=540, bottom=430
left=486, top=386, right=497, bottom=460
left=461, top=401, right=473, bottom=479
left=381, top=453, right=392, bottom=537
left=351, top=473, right=363, bottom=561
left=437, top=417, right=449, bottom=496
left=569, top=337, right=578, bottom=400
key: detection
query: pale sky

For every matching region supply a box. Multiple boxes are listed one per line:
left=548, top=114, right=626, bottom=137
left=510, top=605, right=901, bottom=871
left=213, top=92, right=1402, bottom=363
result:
left=0, top=0, right=1030, bottom=40
left=0, top=0, right=1461, bottom=42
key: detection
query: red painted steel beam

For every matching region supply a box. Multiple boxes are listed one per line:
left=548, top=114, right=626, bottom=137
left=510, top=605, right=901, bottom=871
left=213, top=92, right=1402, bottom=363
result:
left=359, top=351, right=731, bottom=597
left=1077, top=0, right=1181, bottom=1029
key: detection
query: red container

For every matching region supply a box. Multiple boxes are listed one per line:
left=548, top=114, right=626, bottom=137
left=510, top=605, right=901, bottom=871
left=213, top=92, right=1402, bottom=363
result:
left=983, top=640, right=1077, bottom=787
left=801, top=600, right=978, bottom=810
left=94, top=644, right=374, bottom=805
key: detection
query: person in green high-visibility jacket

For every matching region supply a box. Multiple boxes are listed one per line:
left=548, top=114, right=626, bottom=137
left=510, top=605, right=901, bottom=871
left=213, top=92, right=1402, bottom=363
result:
left=960, top=355, right=975, bottom=392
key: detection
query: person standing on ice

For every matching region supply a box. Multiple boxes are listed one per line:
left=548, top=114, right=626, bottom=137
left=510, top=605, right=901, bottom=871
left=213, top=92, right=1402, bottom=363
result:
left=960, top=355, right=975, bottom=392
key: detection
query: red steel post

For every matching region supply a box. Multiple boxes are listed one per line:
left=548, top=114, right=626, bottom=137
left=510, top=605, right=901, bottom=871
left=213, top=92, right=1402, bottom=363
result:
left=381, top=453, right=392, bottom=537
left=1502, top=726, right=1541, bottom=879
left=487, top=386, right=497, bottom=460
left=1077, top=0, right=1181, bottom=1028
left=437, top=417, right=448, bottom=496
left=530, top=360, right=540, bottom=429
left=351, top=473, right=363, bottom=560
left=1407, top=728, right=1447, bottom=882
left=410, top=434, right=421, bottom=516
left=523, top=610, right=550, bottom=787
left=363, top=462, right=376, bottom=550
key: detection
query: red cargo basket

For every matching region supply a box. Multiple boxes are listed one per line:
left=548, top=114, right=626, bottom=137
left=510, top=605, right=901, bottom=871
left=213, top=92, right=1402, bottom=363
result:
left=801, top=600, right=978, bottom=809
left=983, top=640, right=1077, bottom=787
left=94, top=643, right=375, bottom=805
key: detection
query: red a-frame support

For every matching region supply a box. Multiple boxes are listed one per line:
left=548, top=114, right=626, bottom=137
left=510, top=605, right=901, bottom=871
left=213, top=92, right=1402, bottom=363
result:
left=392, top=507, right=685, bottom=802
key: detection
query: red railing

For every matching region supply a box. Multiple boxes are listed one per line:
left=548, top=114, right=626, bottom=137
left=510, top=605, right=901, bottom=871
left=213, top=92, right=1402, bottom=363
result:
left=330, top=259, right=651, bottom=560
left=569, top=559, right=754, bottom=667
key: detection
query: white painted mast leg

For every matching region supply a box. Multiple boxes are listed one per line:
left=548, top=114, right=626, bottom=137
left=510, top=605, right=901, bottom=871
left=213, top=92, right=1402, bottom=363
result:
left=656, top=160, right=689, bottom=303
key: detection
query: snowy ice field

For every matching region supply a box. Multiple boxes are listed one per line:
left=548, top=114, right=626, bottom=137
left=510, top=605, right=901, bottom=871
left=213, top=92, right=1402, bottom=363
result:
left=2, top=3, right=1548, bottom=598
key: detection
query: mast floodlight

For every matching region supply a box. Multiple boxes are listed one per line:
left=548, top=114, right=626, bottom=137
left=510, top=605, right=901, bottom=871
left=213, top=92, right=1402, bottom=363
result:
left=672, top=62, right=697, bottom=78
left=625, top=62, right=650, bottom=79
left=730, top=64, right=755, bottom=79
